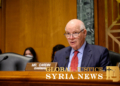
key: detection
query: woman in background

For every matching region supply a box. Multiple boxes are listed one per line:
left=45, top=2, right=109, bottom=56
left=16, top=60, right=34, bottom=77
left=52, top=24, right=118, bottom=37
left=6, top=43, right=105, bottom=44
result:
left=23, top=47, right=38, bottom=62
left=51, top=44, right=65, bottom=62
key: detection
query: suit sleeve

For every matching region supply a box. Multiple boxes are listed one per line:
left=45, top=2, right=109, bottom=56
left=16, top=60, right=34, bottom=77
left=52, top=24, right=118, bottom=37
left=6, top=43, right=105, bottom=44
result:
left=100, top=48, right=112, bottom=70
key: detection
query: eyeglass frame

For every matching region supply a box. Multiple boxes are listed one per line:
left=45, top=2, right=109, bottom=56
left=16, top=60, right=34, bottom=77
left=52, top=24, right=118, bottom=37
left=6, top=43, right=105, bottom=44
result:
left=64, top=29, right=84, bottom=38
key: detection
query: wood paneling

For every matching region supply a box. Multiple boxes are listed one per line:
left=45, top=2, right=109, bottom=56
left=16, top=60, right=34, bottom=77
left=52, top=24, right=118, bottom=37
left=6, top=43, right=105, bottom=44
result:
left=94, top=0, right=98, bottom=45
left=0, top=8, right=1, bottom=50
left=95, top=0, right=120, bottom=53
left=1, top=0, right=77, bottom=62
left=98, top=0, right=106, bottom=47
left=0, top=0, right=6, bottom=53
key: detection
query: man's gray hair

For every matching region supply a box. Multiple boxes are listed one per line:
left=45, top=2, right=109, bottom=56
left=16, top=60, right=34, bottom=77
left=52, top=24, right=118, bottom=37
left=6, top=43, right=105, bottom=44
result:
left=80, top=21, right=86, bottom=30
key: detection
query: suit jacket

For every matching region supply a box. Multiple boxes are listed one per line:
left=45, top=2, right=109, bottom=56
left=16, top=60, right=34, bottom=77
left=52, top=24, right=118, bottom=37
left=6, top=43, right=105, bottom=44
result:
left=53, top=43, right=112, bottom=70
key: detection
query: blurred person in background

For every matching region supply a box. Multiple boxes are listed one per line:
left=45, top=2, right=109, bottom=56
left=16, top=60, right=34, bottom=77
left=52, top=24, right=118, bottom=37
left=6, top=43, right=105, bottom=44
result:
left=51, top=44, right=65, bottom=62
left=23, top=47, right=38, bottom=62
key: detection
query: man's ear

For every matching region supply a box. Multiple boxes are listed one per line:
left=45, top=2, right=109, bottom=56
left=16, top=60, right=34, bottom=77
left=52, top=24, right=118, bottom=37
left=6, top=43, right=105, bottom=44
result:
left=83, top=29, right=87, bottom=36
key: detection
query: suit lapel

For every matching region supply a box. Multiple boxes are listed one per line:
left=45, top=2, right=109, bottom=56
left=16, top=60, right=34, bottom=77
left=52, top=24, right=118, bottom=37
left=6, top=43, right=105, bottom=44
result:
left=81, top=43, right=92, bottom=67
left=64, top=47, right=71, bottom=68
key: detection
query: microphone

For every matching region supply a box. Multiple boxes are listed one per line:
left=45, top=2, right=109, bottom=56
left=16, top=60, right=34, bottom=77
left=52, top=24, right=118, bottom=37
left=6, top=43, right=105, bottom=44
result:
left=64, top=56, right=69, bottom=68
left=66, top=56, right=69, bottom=59
left=0, top=56, right=8, bottom=63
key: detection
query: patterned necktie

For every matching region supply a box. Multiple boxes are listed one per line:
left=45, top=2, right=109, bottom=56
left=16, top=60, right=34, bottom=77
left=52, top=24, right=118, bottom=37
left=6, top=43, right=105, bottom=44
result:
left=70, top=51, right=79, bottom=71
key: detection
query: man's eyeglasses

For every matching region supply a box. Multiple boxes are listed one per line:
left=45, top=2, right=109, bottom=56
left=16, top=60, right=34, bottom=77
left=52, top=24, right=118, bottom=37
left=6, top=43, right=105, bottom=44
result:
left=64, top=29, right=84, bottom=38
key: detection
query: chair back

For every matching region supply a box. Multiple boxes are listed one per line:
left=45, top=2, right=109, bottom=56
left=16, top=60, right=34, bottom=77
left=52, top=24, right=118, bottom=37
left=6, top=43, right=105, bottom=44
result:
left=109, top=51, right=120, bottom=66
left=0, top=53, right=33, bottom=71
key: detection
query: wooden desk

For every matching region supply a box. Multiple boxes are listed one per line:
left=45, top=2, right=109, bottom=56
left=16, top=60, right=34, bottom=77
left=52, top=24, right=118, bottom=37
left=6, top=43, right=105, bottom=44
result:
left=0, top=71, right=120, bottom=86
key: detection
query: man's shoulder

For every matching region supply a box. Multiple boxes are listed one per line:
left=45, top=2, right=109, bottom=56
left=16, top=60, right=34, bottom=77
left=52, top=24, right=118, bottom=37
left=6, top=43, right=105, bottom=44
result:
left=56, top=46, right=71, bottom=53
left=54, top=46, right=71, bottom=59
left=89, top=44, right=107, bottom=49
left=87, top=43, right=108, bottom=53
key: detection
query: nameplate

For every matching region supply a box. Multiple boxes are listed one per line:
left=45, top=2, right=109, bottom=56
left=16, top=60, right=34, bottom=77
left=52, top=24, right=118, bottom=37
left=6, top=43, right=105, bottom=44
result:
left=25, top=62, right=58, bottom=71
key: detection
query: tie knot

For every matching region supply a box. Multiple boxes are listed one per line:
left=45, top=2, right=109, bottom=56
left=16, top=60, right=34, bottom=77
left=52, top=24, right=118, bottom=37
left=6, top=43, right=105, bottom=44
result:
left=74, top=50, right=79, bottom=54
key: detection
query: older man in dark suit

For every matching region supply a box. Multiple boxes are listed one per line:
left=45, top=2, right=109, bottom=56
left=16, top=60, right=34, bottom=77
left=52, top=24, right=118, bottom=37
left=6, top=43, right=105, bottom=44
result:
left=53, top=19, right=111, bottom=71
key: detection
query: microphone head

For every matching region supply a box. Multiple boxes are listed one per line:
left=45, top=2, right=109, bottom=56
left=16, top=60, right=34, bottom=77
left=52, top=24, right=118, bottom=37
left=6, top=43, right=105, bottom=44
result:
left=66, top=56, right=69, bottom=59
left=3, top=56, right=8, bottom=60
